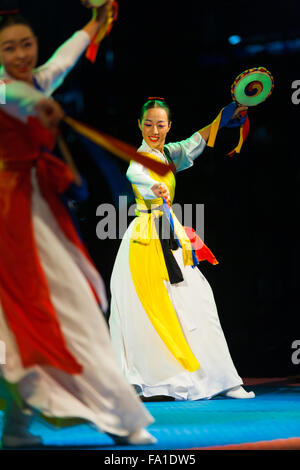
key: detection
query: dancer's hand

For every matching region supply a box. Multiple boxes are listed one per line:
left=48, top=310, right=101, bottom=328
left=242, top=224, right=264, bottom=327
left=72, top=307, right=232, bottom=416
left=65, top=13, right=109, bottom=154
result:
left=34, top=98, right=64, bottom=131
left=93, top=0, right=114, bottom=23
left=152, top=183, right=170, bottom=203
left=82, top=0, right=114, bottom=38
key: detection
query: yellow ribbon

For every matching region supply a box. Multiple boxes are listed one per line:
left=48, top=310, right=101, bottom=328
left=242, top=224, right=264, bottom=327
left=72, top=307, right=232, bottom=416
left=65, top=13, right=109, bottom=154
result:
left=207, top=107, right=224, bottom=148
left=227, top=123, right=246, bottom=156
left=92, top=4, right=116, bottom=46
left=129, top=157, right=200, bottom=372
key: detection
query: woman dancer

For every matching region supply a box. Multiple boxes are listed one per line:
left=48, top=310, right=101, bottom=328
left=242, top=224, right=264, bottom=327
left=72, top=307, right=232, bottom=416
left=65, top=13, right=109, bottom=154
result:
left=109, top=98, right=255, bottom=401
left=0, top=2, right=155, bottom=448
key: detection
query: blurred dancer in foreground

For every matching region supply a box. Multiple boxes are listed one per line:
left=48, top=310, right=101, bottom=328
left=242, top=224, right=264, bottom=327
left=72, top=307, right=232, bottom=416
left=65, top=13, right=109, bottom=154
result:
left=0, top=0, right=155, bottom=448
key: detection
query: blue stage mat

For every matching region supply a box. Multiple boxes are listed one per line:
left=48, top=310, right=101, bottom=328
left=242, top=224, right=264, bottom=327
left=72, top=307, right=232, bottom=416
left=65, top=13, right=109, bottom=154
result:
left=1, top=384, right=300, bottom=450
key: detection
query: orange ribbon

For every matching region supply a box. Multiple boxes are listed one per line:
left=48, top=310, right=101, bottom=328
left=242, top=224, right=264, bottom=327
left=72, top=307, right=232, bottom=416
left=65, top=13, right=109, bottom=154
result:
left=63, top=115, right=175, bottom=176
left=85, top=1, right=119, bottom=63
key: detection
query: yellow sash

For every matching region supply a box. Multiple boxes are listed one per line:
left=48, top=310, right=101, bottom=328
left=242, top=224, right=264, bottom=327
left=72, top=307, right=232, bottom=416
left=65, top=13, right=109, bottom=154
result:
left=129, top=157, right=200, bottom=372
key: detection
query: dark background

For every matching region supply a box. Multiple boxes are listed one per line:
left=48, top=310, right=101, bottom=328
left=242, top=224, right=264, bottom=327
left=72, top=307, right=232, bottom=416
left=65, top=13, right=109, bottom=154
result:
left=18, top=0, right=300, bottom=378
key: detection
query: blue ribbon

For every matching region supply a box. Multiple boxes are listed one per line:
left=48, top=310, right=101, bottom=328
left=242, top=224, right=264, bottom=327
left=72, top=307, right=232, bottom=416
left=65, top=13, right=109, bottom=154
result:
left=220, top=102, right=247, bottom=129
left=162, top=198, right=199, bottom=268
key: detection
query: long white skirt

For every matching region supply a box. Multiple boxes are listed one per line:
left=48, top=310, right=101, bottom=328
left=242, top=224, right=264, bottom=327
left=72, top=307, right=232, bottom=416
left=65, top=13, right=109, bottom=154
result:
left=0, top=170, right=153, bottom=436
left=109, top=220, right=243, bottom=401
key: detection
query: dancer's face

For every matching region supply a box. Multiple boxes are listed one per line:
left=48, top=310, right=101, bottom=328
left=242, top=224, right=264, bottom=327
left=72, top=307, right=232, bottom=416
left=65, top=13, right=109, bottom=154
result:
left=0, top=24, right=38, bottom=83
left=138, top=107, right=171, bottom=153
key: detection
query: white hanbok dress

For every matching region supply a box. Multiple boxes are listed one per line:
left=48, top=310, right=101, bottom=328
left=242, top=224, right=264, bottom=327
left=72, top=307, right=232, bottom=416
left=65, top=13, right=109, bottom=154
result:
left=0, top=30, right=153, bottom=436
left=109, top=135, right=244, bottom=400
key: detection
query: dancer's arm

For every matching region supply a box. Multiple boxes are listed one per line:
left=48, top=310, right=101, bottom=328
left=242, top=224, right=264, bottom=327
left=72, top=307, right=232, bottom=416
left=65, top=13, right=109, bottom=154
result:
left=127, top=162, right=161, bottom=200
left=34, top=32, right=91, bottom=95
left=166, top=105, right=248, bottom=172
left=164, top=132, right=206, bottom=172
left=0, top=3, right=113, bottom=122
left=0, top=79, right=62, bottom=126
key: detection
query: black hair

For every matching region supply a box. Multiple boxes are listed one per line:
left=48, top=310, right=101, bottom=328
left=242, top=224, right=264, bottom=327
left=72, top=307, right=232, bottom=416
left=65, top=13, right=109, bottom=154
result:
left=0, top=12, right=34, bottom=35
left=140, top=99, right=172, bottom=123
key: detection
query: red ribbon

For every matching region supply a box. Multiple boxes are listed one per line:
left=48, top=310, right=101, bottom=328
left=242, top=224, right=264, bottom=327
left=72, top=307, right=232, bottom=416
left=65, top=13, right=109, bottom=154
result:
left=184, top=226, right=219, bottom=265
left=0, top=9, right=19, bottom=15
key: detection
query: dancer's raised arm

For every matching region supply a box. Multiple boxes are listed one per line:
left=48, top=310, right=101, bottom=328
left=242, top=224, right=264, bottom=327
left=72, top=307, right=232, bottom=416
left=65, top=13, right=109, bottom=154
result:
left=198, top=104, right=248, bottom=142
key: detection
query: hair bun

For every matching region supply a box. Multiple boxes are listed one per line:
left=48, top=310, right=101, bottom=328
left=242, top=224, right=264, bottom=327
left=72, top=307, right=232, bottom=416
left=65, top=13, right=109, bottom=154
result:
left=148, top=97, right=165, bottom=102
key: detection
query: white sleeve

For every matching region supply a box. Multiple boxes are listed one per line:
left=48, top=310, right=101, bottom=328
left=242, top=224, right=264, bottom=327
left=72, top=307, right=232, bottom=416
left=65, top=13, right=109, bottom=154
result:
left=126, top=162, right=160, bottom=200
left=34, top=30, right=91, bottom=96
left=0, top=80, right=45, bottom=122
left=165, top=131, right=206, bottom=172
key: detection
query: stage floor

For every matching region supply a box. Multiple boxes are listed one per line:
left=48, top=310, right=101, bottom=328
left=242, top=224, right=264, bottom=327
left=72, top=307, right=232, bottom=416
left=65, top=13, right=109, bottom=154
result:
left=0, top=378, right=300, bottom=450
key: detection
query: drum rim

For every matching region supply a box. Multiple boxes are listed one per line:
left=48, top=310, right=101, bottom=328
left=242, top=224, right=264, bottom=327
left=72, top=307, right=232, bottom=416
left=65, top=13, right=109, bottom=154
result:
left=231, top=67, right=274, bottom=106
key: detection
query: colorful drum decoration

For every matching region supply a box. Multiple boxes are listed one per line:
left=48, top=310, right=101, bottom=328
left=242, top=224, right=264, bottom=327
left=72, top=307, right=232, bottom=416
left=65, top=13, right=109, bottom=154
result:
left=231, top=67, right=274, bottom=106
